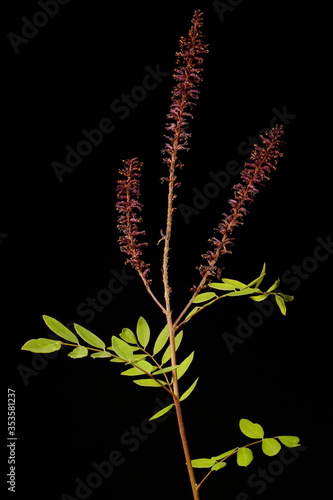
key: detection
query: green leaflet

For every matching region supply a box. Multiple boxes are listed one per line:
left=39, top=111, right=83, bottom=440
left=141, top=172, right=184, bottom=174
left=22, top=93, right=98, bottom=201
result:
left=90, top=352, right=112, bottom=358
left=133, top=379, right=166, bottom=387
left=68, top=346, right=88, bottom=358
left=112, top=336, right=134, bottom=361
left=266, top=278, right=280, bottom=292
left=227, top=287, right=261, bottom=297
left=239, top=419, right=264, bottom=439
left=192, top=292, right=217, bottom=304
left=120, top=328, right=137, bottom=344
left=277, top=435, right=300, bottom=447
left=211, top=448, right=238, bottom=461
left=161, top=331, right=183, bottom=365
left=237, top=448, right=253, bottom=466
left=262, top=438, right=281, bottom=456
left=247, top=263, right=266, bottom=287
left=43, top=315, right=78, bottom=343
left=250, top=294, right=268, bottom=302
left=153, top=324, right=169, bottom=355
left=275, top=295, right=287, bottom=315
left=179, top=377, right=199, bottom=402
left=209, top=282, right=235, bottom=290
left=121, top=360, right=155, bottom=376
left=211, top=462, right=227, bottom=471
left=184, top=306, right=200, bottom=322
left=175, top=351, right=195, bottom=380
left=136, top=316, right=150, bottom=348
left=222, top=278, right=247, bottom=289
left=121, top=366, right=145, bottom=376
left=21, top=338, right=62, bottom=353
left=191, top=458, right=216, bottom=468
left=152, top=365, right=179, bottom=375
left=149, top=403, right=174, bottom=421
left=74, top=324, right=105, bottom=349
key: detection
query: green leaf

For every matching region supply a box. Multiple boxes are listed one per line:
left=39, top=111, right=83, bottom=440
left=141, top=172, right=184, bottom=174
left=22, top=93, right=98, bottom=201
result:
left=153, top=324, right=169, bottom=355
left=90, top=351, right=112, bottom=358
left=42, top=315, right=78, bottom=343
left=266, top=278, right=280, bottom=292
left=227, top=287, right=261, bottom=297
left=121, top=366, right=144, bottom=376
left=133, top=379, right=166, bottom=387
left=209, top=282, right=236, bottom=290
left=110, top=357, right=127, bottom=363
left=149, top=403, right=174, bottom=420
left=21, top=338, right=62, bottom=353
left=179, top=377, right=199, bottom=402
left=237, top=448, right=253, bottom=467
left=68, top=346, right=88, bottom=358
left=211, top=448, right=238, bottom=461
left=191, top=458, right=216, bottom=468
left=277, top=435, right=301, bottom=447
left=222, top=278, right=247, bottom=289
left=120, top=328, right=137, bottom=344
left=184, top=307, right=200, bottom=322
left=161, top=331, right=183, bottom=365
left=130, top=354, right=147, bottom=363
left=262, top=438, right=281, bottom=456
left=250, top=294, right=268, bottom=302
left=247, top=263, right=266, bottom=288
left=112, top=336, right=134, bottom=361
left=152, top=365, right=179, bottom=375
left=192, top=292, right=217, bottom=304
left=239, top=419, right=264, bottom=439
left=275, top=295, right=286, bottom=315
left=211, top=462, right=227, bottom=471
left=175, top=351, right=195, bottom=380
left=280, top=294, right=294, bottom=302
left=74, top=324, right=105, bottom=349
left=136, top=316, right=150, bottom=348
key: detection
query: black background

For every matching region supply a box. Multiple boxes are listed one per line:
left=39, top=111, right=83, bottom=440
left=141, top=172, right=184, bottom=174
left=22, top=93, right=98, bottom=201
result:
left=3, top=1, right=331, bottom=500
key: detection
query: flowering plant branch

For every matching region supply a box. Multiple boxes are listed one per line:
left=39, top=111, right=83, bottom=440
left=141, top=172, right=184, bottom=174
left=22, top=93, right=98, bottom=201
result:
left=21, top=10, right=300, bottom=500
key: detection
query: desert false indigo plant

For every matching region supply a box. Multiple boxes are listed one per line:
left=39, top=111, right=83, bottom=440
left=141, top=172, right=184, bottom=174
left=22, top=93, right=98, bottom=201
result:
left=22, top=10, right=300, bottom=500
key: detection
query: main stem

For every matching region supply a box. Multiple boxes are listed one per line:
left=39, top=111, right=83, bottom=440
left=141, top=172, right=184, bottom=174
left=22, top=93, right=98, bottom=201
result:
left=162, top=148, right=200, bottom=500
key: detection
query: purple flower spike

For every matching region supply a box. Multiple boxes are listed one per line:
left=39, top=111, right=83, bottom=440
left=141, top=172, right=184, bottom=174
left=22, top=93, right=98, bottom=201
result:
left=162, top=10, right=208, bottom=173
left=199, top=125, right=285, bottom=278
left=116, top=158, right=151, bottom=283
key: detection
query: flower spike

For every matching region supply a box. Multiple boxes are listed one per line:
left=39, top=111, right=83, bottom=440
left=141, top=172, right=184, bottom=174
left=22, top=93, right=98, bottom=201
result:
left=199, top=125, right=285, bottom=278
left=116, top=158, right=151, bottom=283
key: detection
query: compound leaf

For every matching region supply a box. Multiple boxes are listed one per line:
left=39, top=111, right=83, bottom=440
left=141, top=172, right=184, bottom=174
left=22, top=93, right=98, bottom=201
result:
left=21, top=338, right=62, bottom=353
left=42, top=315, right=78, bottom=343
